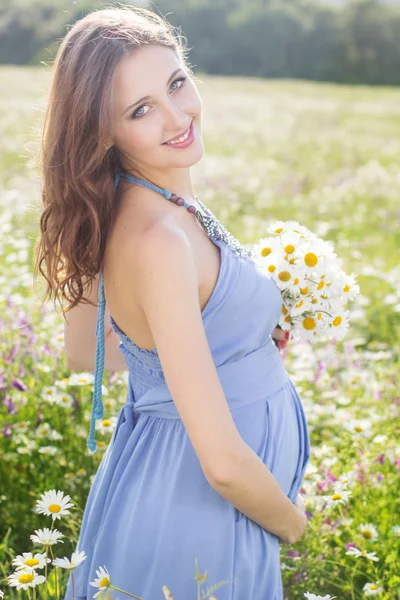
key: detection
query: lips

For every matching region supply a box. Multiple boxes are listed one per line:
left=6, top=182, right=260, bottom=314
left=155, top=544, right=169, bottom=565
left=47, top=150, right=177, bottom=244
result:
left=163, top=120, right=193, bottom=144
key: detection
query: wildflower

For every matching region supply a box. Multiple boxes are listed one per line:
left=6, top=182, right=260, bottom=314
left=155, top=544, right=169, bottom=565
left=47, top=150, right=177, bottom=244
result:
left=90, top=565, right=111, bottom=598
left=324, top=489, right=352, bottom=507
left=12, top=552, right=51, bottom=571
left=68, top=372, right=95, bottom=385
left=30, top=527, right=65, bottom=546
left=38, top=446, right=58, bottom=455
left=392, top=526, right=400, bottom=536
left=363, top=582, right=383, bottom=595
left=346, top=547, right=379, bottom=561
left=35, top=489, right=74, bottom=521
left=7, top=568, right=45, bottom=590
left=358, top=523, right=378, bottom=541
left=304, top=593, right=337, bottom=600
left=52, top=550, right=87, bottom=570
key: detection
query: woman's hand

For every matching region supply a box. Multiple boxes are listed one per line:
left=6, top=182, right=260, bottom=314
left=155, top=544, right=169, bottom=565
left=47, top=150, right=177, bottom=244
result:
left=278, top=494, right=308, bottom=545
left=271, top=325, right=290, bottom=350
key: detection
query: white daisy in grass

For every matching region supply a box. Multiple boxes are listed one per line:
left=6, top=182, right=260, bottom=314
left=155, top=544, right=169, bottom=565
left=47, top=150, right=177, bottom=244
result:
left=358, top=523, right=379, bottom=541
left=95, top=416, right=118, bottom=435
left=68, top=372, right=95, bottom=386
left=392, top=526, right=400, bottom=536
left=334, top=471, right=356, bottom=490
left=14, top=421, right=30, bottom=433
left=38, top=446, right=58, bottom=455
left=344, top=418, right=372, bottom=438
left=12, top=551, right=51, bottom=571
left=52, top=549, right=87, bottom=570
left=7, top=568, right=45, bottom=590
left=345, top=547, right=379, bottom=562
left=304, top=593, right=337, bottom=600
left=30, top=527, right=65, bottom=546
left=363, top=582, right=383, bottom=595
left=90, top=565, right=112, bottom=598
left=57, top=391, right=74, bottom=408
left=36, top=423, right=51, bottom=438
left=35, top=489, right=74, bottom=521
left=324, top=489, right=352, bottom=507
left=41, top=385, right=60, bottom=405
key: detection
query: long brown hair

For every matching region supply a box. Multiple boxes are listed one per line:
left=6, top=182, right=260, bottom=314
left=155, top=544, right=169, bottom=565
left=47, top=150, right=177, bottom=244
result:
left=33, top=5, right=193, bottom=318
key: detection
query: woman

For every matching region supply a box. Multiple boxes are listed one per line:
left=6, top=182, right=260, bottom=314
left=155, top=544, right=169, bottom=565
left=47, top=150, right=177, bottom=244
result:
left=34, top=6, right=310, bottom=599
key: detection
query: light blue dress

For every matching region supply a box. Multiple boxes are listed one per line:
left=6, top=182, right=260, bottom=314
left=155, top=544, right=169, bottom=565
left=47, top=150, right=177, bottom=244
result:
left=65, top=171, right=310, bottom=600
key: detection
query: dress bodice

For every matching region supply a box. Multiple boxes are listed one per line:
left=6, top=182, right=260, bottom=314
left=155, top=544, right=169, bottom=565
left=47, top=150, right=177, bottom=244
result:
left=86, top=170, right=284, bottom=454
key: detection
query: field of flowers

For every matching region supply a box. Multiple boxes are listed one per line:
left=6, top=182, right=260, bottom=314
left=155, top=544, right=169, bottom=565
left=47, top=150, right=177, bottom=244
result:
left=0, top=65, right=399, bottom=600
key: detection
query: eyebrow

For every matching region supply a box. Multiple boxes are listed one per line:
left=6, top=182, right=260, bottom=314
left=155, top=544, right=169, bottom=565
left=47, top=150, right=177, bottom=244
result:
left=121, top=67, right=183, bottom=117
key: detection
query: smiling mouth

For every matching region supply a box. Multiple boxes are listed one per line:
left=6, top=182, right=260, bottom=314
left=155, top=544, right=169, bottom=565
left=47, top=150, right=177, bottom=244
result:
left=163, top=120, right=193, bottom=145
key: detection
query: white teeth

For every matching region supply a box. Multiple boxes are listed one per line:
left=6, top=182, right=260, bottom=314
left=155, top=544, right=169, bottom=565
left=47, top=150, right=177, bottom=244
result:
left=166, top=124, right=191, bottom=144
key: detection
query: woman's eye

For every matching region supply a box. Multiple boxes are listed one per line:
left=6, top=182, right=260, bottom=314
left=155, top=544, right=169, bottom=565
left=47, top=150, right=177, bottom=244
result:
left=130, top=76, right=187, bottom=119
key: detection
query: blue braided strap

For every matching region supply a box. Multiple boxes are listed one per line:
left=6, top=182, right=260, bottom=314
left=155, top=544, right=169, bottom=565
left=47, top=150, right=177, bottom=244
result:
left=86, top=269, right=105, bottom=454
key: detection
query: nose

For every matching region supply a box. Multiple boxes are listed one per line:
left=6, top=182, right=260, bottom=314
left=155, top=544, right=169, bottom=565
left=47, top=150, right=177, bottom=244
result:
left=163, top=100, right=189, bottom=135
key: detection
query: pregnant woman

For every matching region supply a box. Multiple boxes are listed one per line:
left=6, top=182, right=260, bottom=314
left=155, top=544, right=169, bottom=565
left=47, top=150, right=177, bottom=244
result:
left=35, top=6, right=310, bottom=599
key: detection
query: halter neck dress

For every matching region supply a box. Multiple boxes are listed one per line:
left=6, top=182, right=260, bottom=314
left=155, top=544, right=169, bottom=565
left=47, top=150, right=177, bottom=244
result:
left=64, top=170, right=310, bottom=600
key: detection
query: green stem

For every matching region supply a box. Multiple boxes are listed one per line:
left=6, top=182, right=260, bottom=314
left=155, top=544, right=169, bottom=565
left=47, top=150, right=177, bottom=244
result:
left=110, top=584, right=143, bottom=599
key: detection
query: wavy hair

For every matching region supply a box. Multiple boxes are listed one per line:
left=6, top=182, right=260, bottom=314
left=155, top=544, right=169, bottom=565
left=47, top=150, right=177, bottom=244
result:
left=33, top=5, right=193, bottom=317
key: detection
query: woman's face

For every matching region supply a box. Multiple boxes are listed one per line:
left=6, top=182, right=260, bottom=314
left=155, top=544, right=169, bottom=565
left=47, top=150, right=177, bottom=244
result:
left=111, top=44, right=203, bottom=174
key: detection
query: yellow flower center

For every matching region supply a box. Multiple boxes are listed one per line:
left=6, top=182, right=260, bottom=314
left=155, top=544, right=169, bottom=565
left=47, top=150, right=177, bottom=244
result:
left=100, top=577, right=110, bottom=589
left=102, top=419, right=111, bottom=426
left=370, top=585, right=378, bottom=590
left=19, top=573, right=34, bottom=583
left=333, top=316, right=342, bottom=326
left=311, top=298, right=319, bottom=304
left=354, top=426, right=363, bottom=432
left=317, top=281, right=325, bottom=290
left=284, top=244, right=295, bottom=254
left=363, top=530, right=373, bottom=539
left=268, top=265, right=276, bottom=272
left=317, top=313, right=322, bottom=320
left=293, top=277, right=299, bottom=285
left=295, top=300, right=304, bottom=309
left=261, top=247, right=272, bottom=257
left=278, top=271, right=291, bottom=282
left=49, top=504, right=61, bottom=513
left=275, top=227, right=283, bottom=233
left=343, top=284, right=350, bottom=292
left=25, top=558, right=39, bottom=567
left=304, top=252, right=318, bottom=267
left=303, top=317, right=316, bottom=330
left=284, top=316, right=291, bottom=323
left=46, top=390, right=52, bottom=395
left=282, top=306, right=288, bottom=315
left=331, top=493, right=342, bottom=501
left=300, top=286, right=309, bottom=295
left=61, top=397, right=68, bottom=403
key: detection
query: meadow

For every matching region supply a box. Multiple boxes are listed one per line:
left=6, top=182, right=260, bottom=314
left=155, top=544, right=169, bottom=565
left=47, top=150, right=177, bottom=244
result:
left=0, top=65, right=399, bottom=600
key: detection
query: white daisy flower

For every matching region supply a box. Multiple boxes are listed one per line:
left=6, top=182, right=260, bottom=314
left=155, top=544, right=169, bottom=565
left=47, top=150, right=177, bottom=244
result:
left=358, top=523, right=379, bottom=541
left=324, top=489, right=352, bottom=507
left=304, top=593, right=337, bottom=600
left=95, top=416, right=118, bottom=435
left=30, top=527, right=65, bottom=546
left=35, top=423, right=51, bottom=438
left=38, top=446, right=58, bottom=455
left=363, top=582, right=383, bottom=595
left=68, top=372, right=95, bottom=386
left=372, top=434, right=388, bottom=444
left=346, top=547, right=379, bottom=562
left=392, top=526, right=400, bottom=536
left=35, top=489, right=74, bottom=521
left=340, top=272, right=360, bottom=302
left=90, top=565, right=111, bottom=598
left=52, top=550, right=87, bottom=570
left=57, top=392, right=74, bottom=408
left=12, top=552, right=51, bottom=572
left=41, top=386, right=60, bottom=405
left=7, top=568, right=45, bottom=590
left=13, top=421, right=30, bottom=433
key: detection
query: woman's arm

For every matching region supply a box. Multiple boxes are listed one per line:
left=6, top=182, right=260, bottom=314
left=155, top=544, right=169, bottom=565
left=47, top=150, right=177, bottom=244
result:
left=64, top=273, right=128, bottom=372
left=119, top=219, right=306, bottom=544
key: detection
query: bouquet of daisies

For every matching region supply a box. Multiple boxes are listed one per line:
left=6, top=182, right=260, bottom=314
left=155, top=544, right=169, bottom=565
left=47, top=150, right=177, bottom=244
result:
left=252, top=221, right=360, bottom=342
